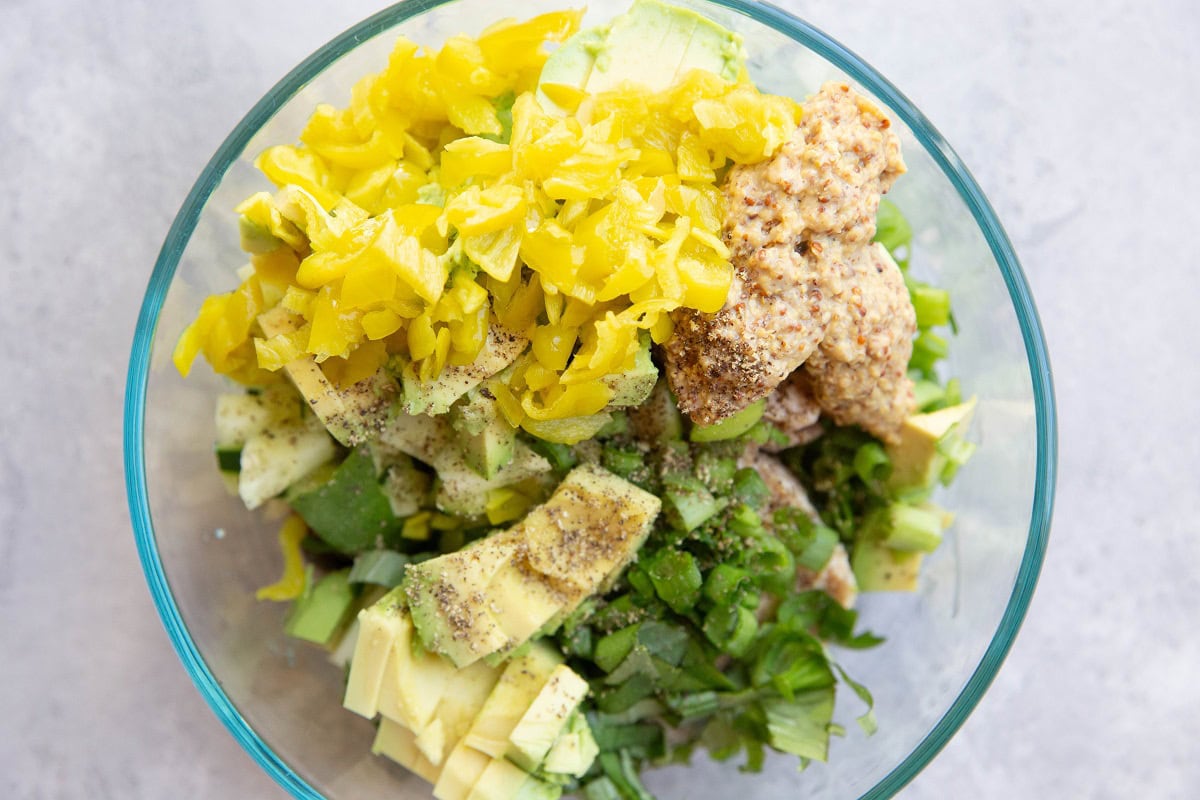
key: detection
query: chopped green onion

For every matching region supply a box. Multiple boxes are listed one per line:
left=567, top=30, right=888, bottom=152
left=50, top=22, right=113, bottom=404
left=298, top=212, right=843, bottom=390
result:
left=598, top=674, right=657, bottom=714
left=909, top=283, right=952, bottom=329
left=347, top=550, right=410, bottom=587
left=602, top=445, right=644, bottom=480
left=702, top=604, right=758, bottom=657
left=704, top=564, right=752, bottom=607
left=884, top=502, right=945, bottom=553
left=646, top=550, right=703, bottom=612
left=662, top=474, right=724, bottom=532
left=874, top=198, right=913, bottom=266
left=693, top=450, right=737, bottom=493
left=665, top=691, right=720, bottom=720
left=796, top=525, right=838, bottom=573
left=912, top=379, right=946, bottom=411
left=583, top=777, right=622, bottom=800
left=598, top=750, right=656, bottom=800
left=853, top=442, right=891, bottom=484
left=909, top=330, right=949, bottom=376
left=731, top=468, right=770, bottom=510
left=528, top=437, right=578, bottom=473
left=762, top=689, right=836, bottom=762
left=595, top=625, right=641, bottom=673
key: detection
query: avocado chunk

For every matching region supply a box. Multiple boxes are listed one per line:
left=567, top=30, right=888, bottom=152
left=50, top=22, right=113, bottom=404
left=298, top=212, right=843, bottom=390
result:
left=452, top=391, right=517, bottom=479
left=376, top=611, right=458, bottom=732
left=284, top=569, right=357, bottom=647
left=288, top=446, right=405, bottom=553
left=214, top=385, right=303, bottom=449
left=467, top=757, right=562, bottom=800
left=257, top=307, right=397, bottom=447
left=601, top=333, right=659, bottom=408
left=507, top=664, right=591, bottom=771
left=851, top=539, right=924, bottom=593
left=380, top=410, right=551, bottom=516
left=538, top=0, right=745, bottom=105
left=433, top=741, right=492, bottom=800
left=518, top=463, right=662, bottom=594
left=542, top=711, right=600, bottom=778
left=237, top=421, right=337, bottom=510
left=373, top=717, right=442, bottom=784
left=343, top=588, right=407, bottom=719
left=406, top=537, right=517, bottom=667
left=382, top=455, right=432, bottom=517
left=402, top=323, right=528, bottom=416
left=886, top=397, right=977, bottom=492
left=627, top=379, right=683, bottom=442
left=415, top=659, right=502, bottom=766
left=465, top=643, right=563, bottom=758
left=406, top=465, right=661, bottom=666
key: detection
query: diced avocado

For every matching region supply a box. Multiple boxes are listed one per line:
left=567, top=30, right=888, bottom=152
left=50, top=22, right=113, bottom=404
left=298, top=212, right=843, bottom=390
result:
left=851, top=540, right=924, bottom=592
left=518, top=464, right=662, bottom=594
left=507, top=665, right=591, bottom=771
left=343, top=588, right=407, bottom=719
left=465, top=644, right=563, bottom=758
left=466, top=757, right=563, bottom=800
left=689, top=398, right=765, bottom=442
left=482, top=562, right=567, bottom=653
left=601, top=334, right=658, bottom=408
left=238, top=422, right=337, bottom=510
left=539, top=0, right=745, bottom=103
left=421, top=660, right=504, bottom=765
left=416, top=718, right=449, bottom=766
left=437, top=443, right=551, bottom=517
left=433, top=742, right=492, bottom=800
left=377, top=612, right=457, bottom=731
left=258, top=307, right=397, bottom=446
left=886, top=397, right=978, bottom=491
left=214, top=385, right=303, bottom=449
left=287, top=446, right=404, bottom=553
left=327, top=613, right=360, bottom=670
left=409, top=465, right=661, bottom=666
left=627, top=379, right=683, bottom=442
left=382, top=456, right=432, bottom=517
left=406, top=537, right=517, bottom=667
left=521, top=412, right=613, bottom=446
left=373, top=717, right=442, bottom=784
left=452, top=393, right=517, bottom=478
left=380, top=411, right=550, bottom=517
left=542, top=711, right=600, bottom=778
left=284, top=569, right=357, bottom=647
left=402, top=323, right=528, bottom=416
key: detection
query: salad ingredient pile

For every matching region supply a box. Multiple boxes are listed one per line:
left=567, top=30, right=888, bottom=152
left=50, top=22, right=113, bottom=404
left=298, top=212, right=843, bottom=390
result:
left=174, top=3, right=977, bottom=799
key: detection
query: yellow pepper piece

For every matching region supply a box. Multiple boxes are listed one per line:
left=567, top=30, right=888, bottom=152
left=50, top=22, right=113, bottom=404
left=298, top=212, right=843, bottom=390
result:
left=255, top=146, right=341, bottom=209
left=439, top=137, right=513, bottom=188
left=443, top=184, right=526, bottom=237
left=256, top=515, right=308, bottom=602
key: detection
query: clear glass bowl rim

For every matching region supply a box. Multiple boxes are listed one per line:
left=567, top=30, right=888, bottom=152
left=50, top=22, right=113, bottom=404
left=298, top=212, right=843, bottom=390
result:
left=123, top=1, right=1057, bottom=797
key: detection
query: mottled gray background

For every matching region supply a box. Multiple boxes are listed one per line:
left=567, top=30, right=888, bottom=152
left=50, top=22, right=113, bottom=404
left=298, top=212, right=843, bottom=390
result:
left=2, top=0, right=1196, bottom=797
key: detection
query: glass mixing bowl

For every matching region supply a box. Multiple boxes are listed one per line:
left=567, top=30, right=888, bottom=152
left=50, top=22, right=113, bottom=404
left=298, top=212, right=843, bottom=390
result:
left=124, top=1, right=1056, bottom=797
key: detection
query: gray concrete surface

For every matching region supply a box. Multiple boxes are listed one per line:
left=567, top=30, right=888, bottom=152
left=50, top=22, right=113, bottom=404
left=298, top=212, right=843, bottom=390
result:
left=2, top=0, right=1196, bottom=797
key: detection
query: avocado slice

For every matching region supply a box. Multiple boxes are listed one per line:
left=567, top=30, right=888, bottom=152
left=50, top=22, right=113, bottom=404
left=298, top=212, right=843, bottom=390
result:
left=237, top=421, right=337, bottom=510
left=288, top=446, right=406, bottom=553
left=507, top=664, right=591, bottom=771
left=451, top=391, right=517, bottom=479
left=465, top=643, right=563, bottom=758
left=541, top=711, right=600, bottom=778
left=257, top=306, right=397, bottom=447
left=380, top=410, right=551, bottom=517
left=433, top=741, right=492, bottom=800
left=377, top=612, right=458, bottom=732
left=601, top=333, right=659, bottom=408
left=402, top=323, right=528, bottom=416
left=372, top=717, right=442, bottom=784
left=406, top=537, right=517, bottom=667
left=343, top=588, right=407, bottom=719
left=537, top=0, right=745, bottom=109
left=284, top=568, right=357, bottom=647
left=466, top=757, right=563, bottom=800
left=851, top=540, right=924, bottom=593
left=886, top=397, right=977, bottom=492
left=626, top=379, right=683, bottom=442
left=406, top=465, right=661, bottom=666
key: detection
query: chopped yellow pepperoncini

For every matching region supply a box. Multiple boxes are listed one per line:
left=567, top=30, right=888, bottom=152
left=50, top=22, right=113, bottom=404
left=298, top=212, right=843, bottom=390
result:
left=175, top=9, right=802, bottom=423
left=256, top=515, right=309, bottom=602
